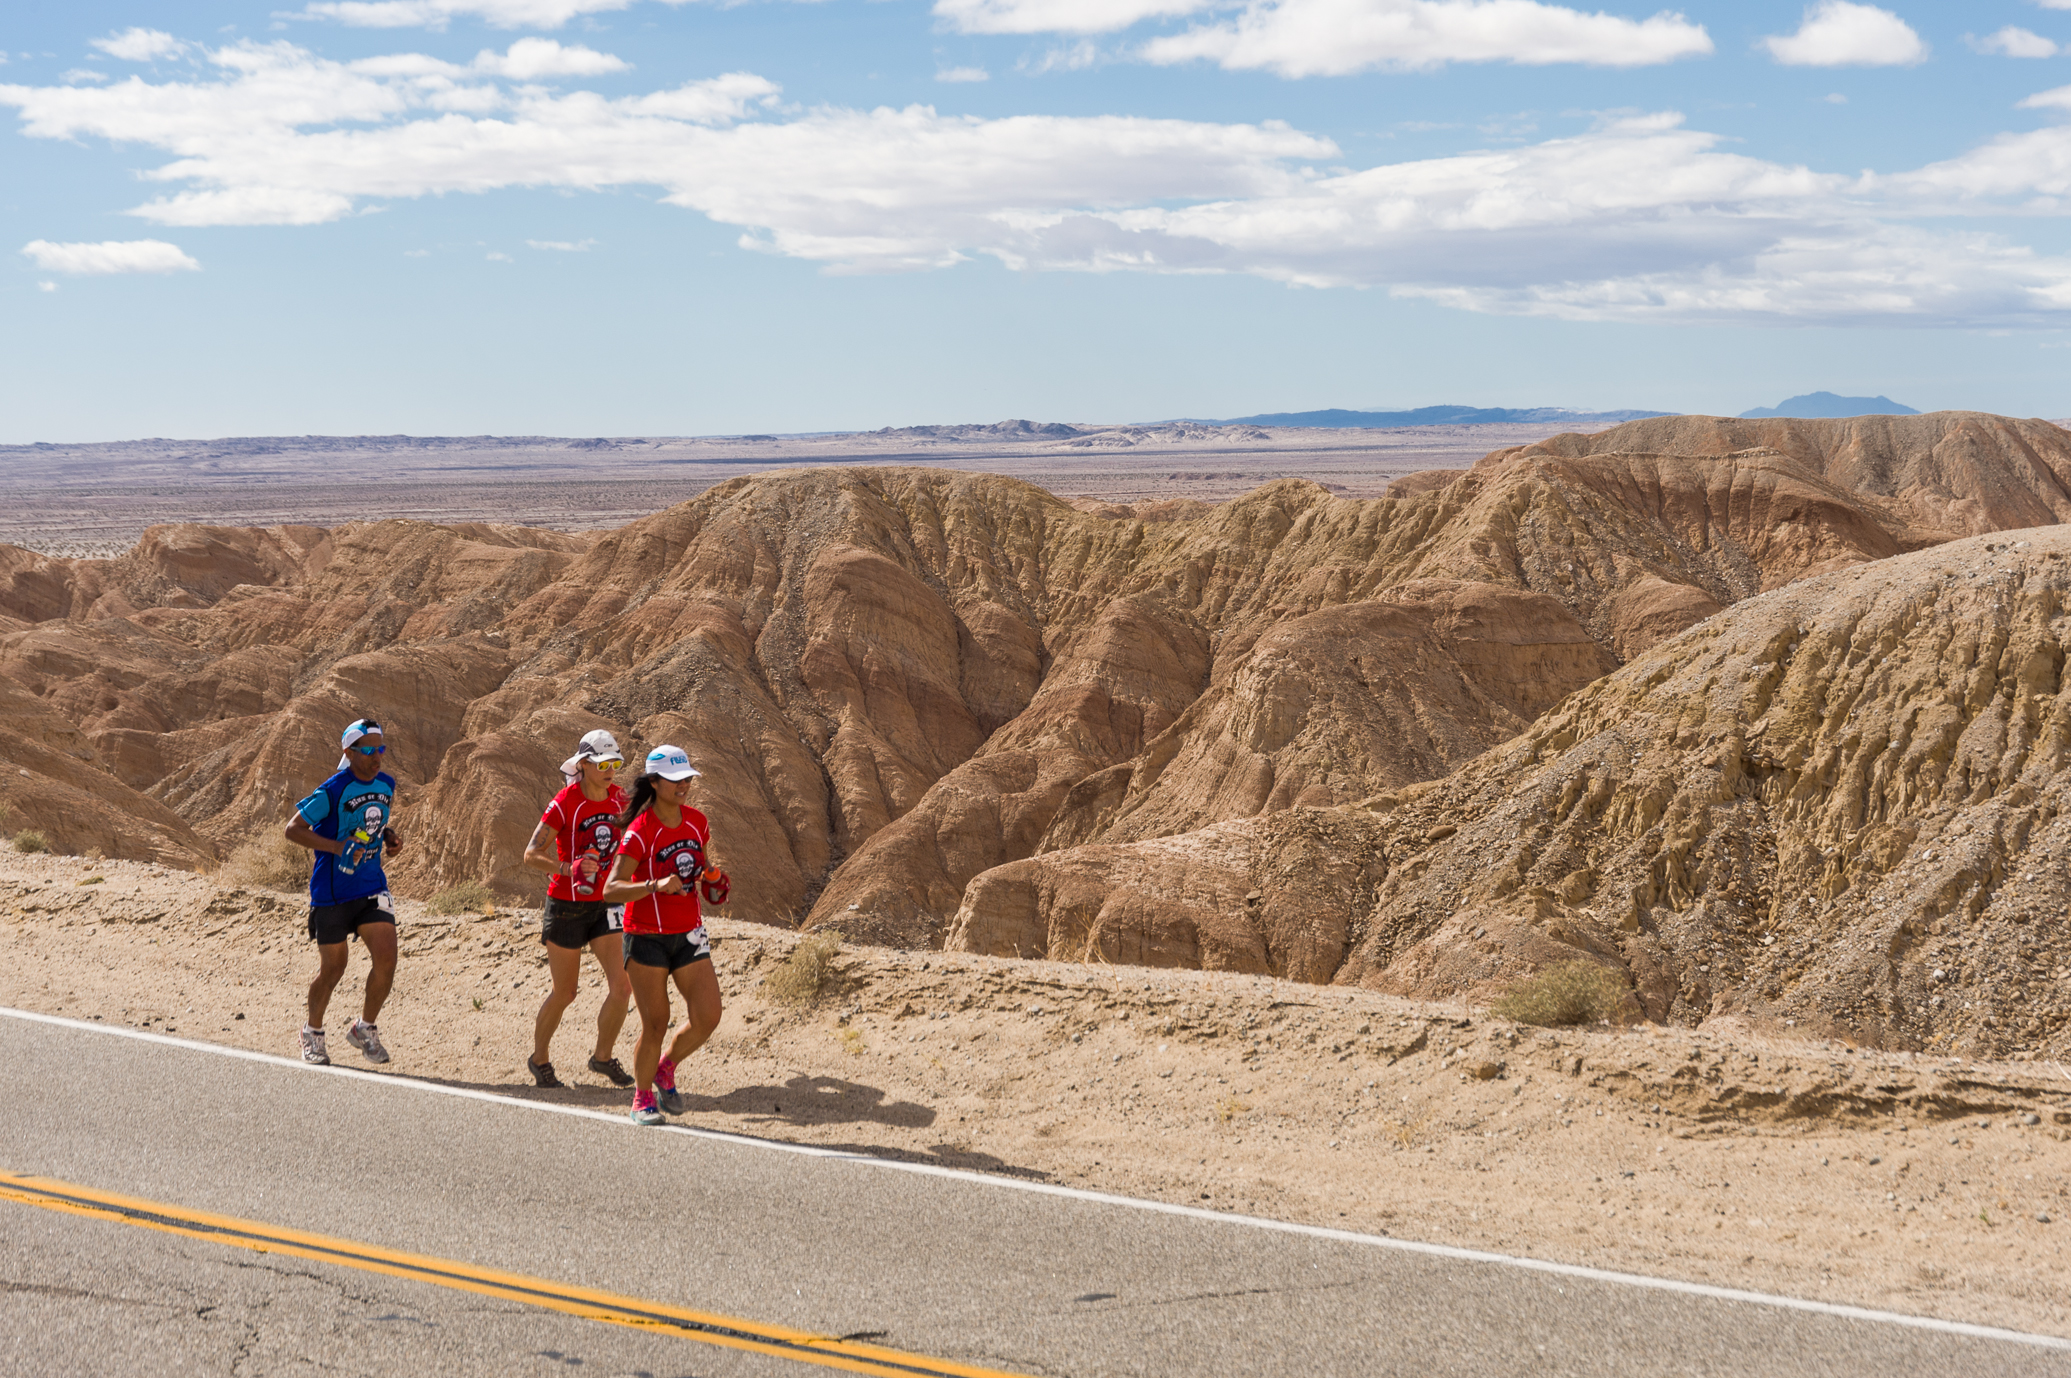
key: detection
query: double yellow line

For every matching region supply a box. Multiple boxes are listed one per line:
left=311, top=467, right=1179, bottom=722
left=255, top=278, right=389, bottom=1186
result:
left=0, top=1171, right=1030, bottom=1378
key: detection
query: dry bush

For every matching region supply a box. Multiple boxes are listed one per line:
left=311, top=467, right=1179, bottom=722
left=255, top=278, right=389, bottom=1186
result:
left=1491, top=959, right=1631, bottom=1027
left=429, top=879, right=496, bottom=915
left=12, top=830, right=49, bottom=855
left=765, top=929, right=846, bottom=1006
left=218, top=833, right=309, bottom=893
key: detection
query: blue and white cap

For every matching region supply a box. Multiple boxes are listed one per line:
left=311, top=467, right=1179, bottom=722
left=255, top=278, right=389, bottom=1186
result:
left=337, top=717, right=382, bottom=769
left=644, top=744, right=701, bottom=782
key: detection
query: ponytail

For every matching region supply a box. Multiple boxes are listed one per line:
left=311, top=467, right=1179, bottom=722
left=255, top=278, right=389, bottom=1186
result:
left=619, top=773, right=661, bottom=831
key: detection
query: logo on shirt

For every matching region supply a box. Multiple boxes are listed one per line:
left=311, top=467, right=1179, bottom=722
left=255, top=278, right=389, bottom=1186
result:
left=658, top=835, right=706, bottom=884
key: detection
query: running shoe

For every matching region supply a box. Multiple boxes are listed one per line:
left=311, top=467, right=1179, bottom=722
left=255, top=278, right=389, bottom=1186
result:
left=587, top=1055, right=633, bottom=1087
left=300, top=1026, right=330, bottom=1066
left=346, top=1019, right=390, bottom=1064
left=527, top=1057, right=562, bottom=1088
left=655, top=1056, right=684, bottom=1115
left=630, top=1091, right=663, bottom=1127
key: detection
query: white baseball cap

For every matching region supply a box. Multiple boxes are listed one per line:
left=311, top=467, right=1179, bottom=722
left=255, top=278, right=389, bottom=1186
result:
left=644, top=744, right=701, bottom=781
left=559, top=728, right=623, bottom=781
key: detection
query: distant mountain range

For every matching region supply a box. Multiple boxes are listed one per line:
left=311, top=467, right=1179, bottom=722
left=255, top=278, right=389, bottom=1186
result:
left=1210, top=405, right=1671, bottom=429
left=1739, top=392, right=1919, bottom=419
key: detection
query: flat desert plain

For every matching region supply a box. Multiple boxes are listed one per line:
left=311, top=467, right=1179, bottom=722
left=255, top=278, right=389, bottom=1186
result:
left=0, top=421, right=1545, bottom=556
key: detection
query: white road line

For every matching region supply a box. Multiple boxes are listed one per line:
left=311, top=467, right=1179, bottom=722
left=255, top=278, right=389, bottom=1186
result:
left=5, top=1004, right=2066, bottom=1352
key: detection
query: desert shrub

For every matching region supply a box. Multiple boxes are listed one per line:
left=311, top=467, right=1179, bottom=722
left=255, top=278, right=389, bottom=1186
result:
left=218, top=833, right=309, bottom=893
left=429, top=879, right=496, bottom=915
left=1491, top=959, right=1631, bottom=1027
left=12, top=830, right=49, bottom=855
left=765, top=929, right=846, bottom=1006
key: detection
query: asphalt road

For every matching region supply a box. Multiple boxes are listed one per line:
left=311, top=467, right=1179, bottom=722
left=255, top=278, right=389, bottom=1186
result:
left=2, top=1010, right=2065, bottom=1378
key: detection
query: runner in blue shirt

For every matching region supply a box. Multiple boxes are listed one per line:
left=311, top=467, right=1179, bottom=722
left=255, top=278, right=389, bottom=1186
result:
left=284, top=718, right=405, bottom=1066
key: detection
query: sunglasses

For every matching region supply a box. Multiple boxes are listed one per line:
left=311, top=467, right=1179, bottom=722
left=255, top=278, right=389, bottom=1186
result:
left=352, top=743, right=386, bottom=756
left=589, top=757, right=624, bottom=770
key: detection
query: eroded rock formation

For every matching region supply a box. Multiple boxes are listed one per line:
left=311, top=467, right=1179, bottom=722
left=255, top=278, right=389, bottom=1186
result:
left=1, top=412, right=2067, bottom=1057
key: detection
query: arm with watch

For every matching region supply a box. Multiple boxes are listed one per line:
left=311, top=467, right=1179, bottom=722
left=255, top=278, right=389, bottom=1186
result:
left=601, top=853, right=685, bottom=905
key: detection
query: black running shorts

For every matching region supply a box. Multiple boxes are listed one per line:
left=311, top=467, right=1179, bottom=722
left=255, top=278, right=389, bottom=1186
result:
left=307, top=894, right=397, bottom=946
left=541, top=897, right=623, bottom=950
left=625, top=928, right=712, bottom=971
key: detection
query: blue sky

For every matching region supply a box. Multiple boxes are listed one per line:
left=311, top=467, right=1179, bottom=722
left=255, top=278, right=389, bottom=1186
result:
left=2, top=0, right=2069, bottom=441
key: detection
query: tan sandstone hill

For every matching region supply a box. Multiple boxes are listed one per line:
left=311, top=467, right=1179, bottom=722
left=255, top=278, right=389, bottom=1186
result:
left=951, top=526, right=2071, bottom=1059
left=0, top=415, right=2065, bottom=1061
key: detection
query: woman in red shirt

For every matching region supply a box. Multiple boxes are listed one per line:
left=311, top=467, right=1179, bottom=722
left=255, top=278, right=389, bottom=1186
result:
left=520, top=729, right=636, bottom=1089
left=602, top=744, right=729, bottom=1126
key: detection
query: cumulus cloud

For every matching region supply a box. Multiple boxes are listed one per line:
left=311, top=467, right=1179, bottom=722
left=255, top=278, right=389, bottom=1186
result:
left=936, top=65, right=991, bottom=82
left=21, top=239, right=201, bottom=274
left=1970, top=27, right=2059, bottom=59
left=91, top=29, right=189, bottom=62
left=935, top=0, right=1207, bottom=35
left=472, top=39, right=628, bottom=78
left=8, top=36, right=2071, bottom=326
left=938, top=0, right=1713, bottom=71
left=1760, top=2, right=1927, bottom=68
left=1141, top=0, right=1713, bottom=74
left=2022, top=84, right=2071, bottom=112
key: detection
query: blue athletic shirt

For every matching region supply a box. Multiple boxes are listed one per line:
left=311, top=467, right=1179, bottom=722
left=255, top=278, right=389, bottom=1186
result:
left=296, top=769, right=397, bottom=906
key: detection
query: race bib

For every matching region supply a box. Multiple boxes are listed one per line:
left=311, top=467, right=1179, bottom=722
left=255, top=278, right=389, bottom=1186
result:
left=606, top=905, right=624, bottom=931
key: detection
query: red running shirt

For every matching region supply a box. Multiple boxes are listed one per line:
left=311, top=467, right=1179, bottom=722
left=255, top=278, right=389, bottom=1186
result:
left=539, top=781, right=629, bottom=903
left=615, top=806, right=712, bottom=935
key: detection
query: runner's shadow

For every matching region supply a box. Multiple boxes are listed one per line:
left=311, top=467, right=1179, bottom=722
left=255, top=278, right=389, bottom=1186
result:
left=685, top=1074, right=936, bottom=1131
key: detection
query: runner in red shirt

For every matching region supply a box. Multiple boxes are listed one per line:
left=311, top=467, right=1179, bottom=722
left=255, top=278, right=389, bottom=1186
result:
left=520, top=729, right=635, bottom=1089
left=601, top=744, right=730, bottom=1126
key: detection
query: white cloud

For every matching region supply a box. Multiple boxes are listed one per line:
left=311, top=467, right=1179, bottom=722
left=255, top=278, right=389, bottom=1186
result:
left=936, top=65, right=991, bottom=82
left=1142, top=0, right=1713, bottom=76
left=1971, top=27, right=2059, bottom=58
left=526, top=236, right=596, bottom=248
left=486, top=249, right=515, bottom=260
left=473, top=39, right=627, bottom=78
left=10, top=36, right=2071, bottom=327
left=1020, top=41, right=1105, bottom=72
left=2022, top=84, right=2071, bottom=111
left=1760, top=2, right=1927, bottom=68
left=21, top=239, right=201, bottom=274
left=61, top=70, right=112, bottom=84
left=91, top=28, right=189, bottom=62
left=404, top=247, right=431, bottom=255
left=37, top=280, right=56, bottom=291
left=300, top=0, right=666, bottom=29
left=935, top=0, right=1207, bottom=36
left=1823, top=91, right=1847, bottom=103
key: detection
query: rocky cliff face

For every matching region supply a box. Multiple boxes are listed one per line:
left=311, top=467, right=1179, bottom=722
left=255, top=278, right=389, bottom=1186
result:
left=1, top=414, right=2067, bottom=1057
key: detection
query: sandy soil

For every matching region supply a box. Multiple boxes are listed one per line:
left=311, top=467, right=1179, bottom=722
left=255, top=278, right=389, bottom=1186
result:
left=4, top=849, right=2068, bottom=1339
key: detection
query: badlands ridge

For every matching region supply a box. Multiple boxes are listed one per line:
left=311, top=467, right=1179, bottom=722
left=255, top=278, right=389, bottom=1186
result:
left=4, top=411, right=2071, bottom=1060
